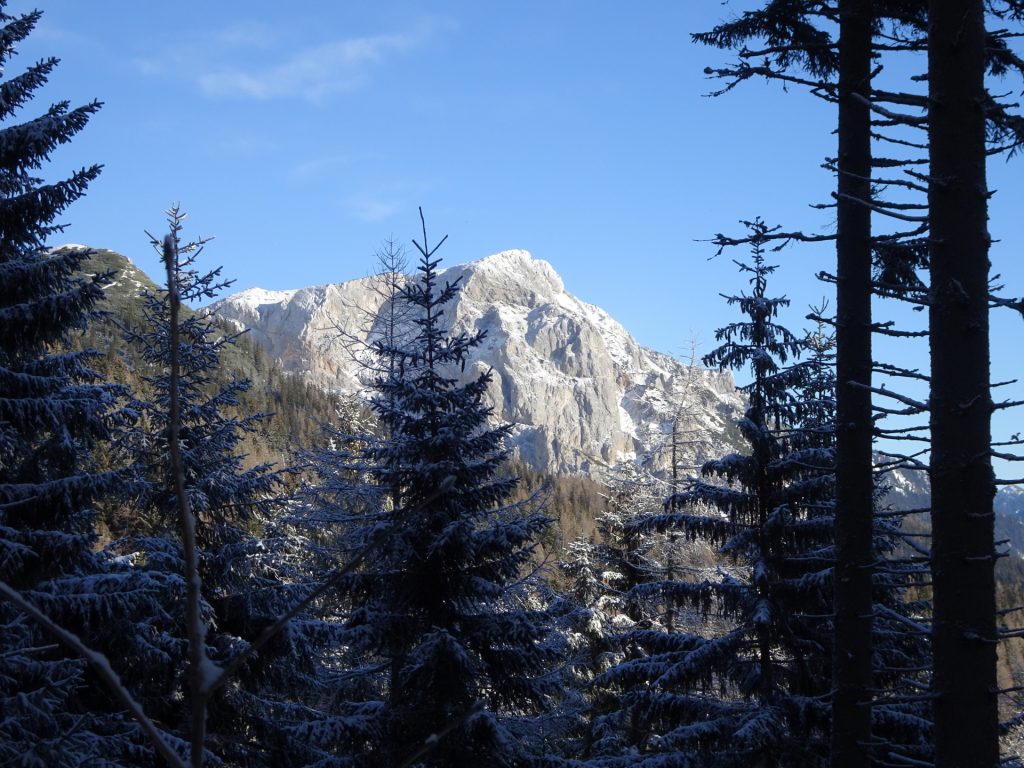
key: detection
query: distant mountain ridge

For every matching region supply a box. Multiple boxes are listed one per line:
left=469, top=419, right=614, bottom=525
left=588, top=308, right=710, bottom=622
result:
left=212, top=249, right=746, bottom=476
left=67, top=244, right=1024, bottom=524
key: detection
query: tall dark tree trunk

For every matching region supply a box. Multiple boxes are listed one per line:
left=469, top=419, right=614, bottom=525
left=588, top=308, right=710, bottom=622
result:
left=831, top=1, right=875, bottom=766
left=928, top=2, right=999, bottom=765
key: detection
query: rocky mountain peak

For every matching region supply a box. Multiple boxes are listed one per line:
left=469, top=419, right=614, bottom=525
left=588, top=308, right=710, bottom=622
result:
left=212, top=250, right=744, bottom=476
left=448, top=249, right=565, bottom=306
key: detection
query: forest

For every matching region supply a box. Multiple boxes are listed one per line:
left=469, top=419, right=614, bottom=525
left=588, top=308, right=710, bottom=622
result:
left=2, top=2, right=1024, bottom=767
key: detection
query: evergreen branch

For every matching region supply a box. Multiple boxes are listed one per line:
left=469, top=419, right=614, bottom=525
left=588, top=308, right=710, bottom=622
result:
left=989, top=293, right=1024, bottom=315
left=848, top=382, right=928, bottom=411
left=0, top=580, right=187, bottom=768
left=871, top=321, right=930, bottom=338
left=991, top=450, right=1024, bottom=461
left=395, top=700, right=484, bottom=768
left=833, top=192, right=929, bottom=222
left=205, top=476, right=456, bottom=697
left=852, top=91, right=928, bottom=125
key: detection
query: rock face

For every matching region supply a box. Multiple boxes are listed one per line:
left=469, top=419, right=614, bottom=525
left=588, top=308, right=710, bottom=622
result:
left=213, top=250, right=744, bottom=476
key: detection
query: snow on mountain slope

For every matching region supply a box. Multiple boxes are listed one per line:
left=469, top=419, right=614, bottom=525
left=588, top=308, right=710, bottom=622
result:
left=213, top=250, right=743, bottom=475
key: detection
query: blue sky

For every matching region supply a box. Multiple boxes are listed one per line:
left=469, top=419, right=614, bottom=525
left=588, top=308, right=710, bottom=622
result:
left=14, top=1, right=1024, bottom=474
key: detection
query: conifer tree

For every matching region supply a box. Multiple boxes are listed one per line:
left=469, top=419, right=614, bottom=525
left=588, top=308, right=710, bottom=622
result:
left=591, top=222, right=832, bottom=766
left=116, top=207, right=345, bottom=766
left=552, top=468, right=668, bottom=762
left=696, top=11, right=1024, bottom=765
left=927, top=2, right=999, bottom=764
left=0, top=6, right=169, bottom=763
left=590, top=222, right=930, bottom=767
left=317, top=211, right=561, bottom=767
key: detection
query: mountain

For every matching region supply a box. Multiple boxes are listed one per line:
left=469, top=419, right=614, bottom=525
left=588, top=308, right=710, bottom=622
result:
left=996, top=485, right=1024, bottom=559
left=211, top=249, right=745, bottom=476
left=998, top=484, right=1024, bottom=516
left=70, top=245, right=1024, bottom=551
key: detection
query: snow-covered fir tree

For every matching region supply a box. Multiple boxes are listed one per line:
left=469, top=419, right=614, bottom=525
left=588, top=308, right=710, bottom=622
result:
left=308, top=212, right=563, bottom=768
left=552, top=464, right=678, bottom=761
left=588, top=222, right=838, bottom=767
left=587, top=222, right=932, bottom=767
left=285, top=384, right=392, bottom=766
left=114, top=207, right=349, bottom=766
left=0, top=7, right=175, bottom=763
left=797, top=314, right=933, bottom=766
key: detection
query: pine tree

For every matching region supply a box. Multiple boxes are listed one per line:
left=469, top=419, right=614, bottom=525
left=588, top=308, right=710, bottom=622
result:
left=317, top=211, right=561, bottom=767
left=0, top=6, right=170, bottom=763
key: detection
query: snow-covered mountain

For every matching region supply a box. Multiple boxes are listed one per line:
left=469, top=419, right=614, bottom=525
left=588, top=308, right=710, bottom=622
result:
left=998, top=484, right=1024, bottom=516
left=213, top=250, right=744, bottom=476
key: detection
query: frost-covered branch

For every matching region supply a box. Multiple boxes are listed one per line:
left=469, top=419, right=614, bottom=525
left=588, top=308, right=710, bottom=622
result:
left=833, top=192, right=929, bottom=222
left=0, top=580, right=186, bottom=768
left=207, top=475, right=456, bottom=696
left=849, top=381, right=929, bottom=412
left=852, top=91, right=928, bottom=126
left=989, top=293, right=1024, bottom=316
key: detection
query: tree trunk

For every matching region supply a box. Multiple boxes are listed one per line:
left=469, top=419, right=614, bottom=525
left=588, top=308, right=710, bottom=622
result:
left=831, top=1, right=875, bottom=766
left=928, top=1, right=999, bottom=765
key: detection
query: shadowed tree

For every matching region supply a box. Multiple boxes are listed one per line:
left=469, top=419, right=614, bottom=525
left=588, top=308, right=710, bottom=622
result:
left=927, top=2, right=999, bottom=764
left=696, top=6, right=1024, bottom=764
left=117, top=207, right=364, bottom=767
left=589, top=223, right=832, bottom=767
left=306, top=211, right=562, bottom=768
left=0, top=5, right=177, bottom=763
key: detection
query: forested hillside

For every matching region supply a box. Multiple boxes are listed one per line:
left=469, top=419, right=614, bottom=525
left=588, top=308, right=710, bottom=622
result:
left=71, top=248, right=346, bottom=471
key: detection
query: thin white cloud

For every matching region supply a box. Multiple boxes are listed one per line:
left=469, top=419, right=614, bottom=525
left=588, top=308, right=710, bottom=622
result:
left=216, top=133, right=281, bottom=155
left=345, top=195, right=402, bottom=223
left=291, top=153, right=354, bottom=180
left=30, top=20, right=95, bottom=47
left=133, top=16, right=454, bottom=103
left=199, top=32, right=419, bottom=102
left=133, top=56, right=170, bottom=76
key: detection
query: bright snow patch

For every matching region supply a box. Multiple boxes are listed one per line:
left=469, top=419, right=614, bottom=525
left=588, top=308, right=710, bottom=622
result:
left=231, top=286, right=300, bottom=311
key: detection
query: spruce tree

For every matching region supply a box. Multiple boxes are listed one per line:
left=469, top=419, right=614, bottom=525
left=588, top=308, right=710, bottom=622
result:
left=588, top=225, right=932, bottom=767
left=553, top=468, right=667, bottom=762
left=591, top=222, right=832, bottom=767
left=696, top=10, right=1024, bottom=764
left=116, top=207, right=344, bottom=766
left=928, top=2, right=999, bottom=764
left=0, top=6, right=169, bottom=763
left=318, top=211, right=561, bottom=767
